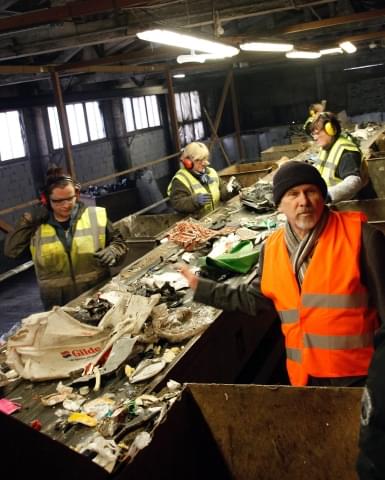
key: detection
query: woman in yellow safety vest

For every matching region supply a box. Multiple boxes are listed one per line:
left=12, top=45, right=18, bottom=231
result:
left=167, top=142, right=239, bottom=216
left=5, top=168, right=128, bottom=310
left=309, top=111, right=377, bottom=203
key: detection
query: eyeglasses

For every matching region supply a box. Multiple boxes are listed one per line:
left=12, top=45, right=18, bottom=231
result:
left=50, top=195, right=76, bottom=205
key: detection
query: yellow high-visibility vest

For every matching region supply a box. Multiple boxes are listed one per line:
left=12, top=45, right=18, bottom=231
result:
left=30, top=206, right=108, bottom=288
left=167, top=167, right=221, bottom=213
left=314, top=136, right=361, bottom=186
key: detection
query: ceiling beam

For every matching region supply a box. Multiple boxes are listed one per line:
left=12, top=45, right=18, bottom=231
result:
left=0, top=0, right=157, bottom=33
left=277, top=7, right=385, bottom=34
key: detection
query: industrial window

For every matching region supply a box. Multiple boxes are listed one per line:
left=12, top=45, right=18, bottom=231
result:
left=122, top=95, right=161, bottom=132
left=0, top=110, right=26, bottom=161
left=47, top=101, right=106, bottom=149
left=174, top=90, right=204, bottom=146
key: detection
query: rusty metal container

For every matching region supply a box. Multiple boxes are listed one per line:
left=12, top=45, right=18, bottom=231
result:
left=120, top=383, right=362, bottom=480
left=261, top=143, right=310, bottom=161
left=219, top=161, right=278, bottom=188
left=334, top=198, right=385, bottom=234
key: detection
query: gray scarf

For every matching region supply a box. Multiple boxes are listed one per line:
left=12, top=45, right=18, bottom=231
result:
left=284, top=208, right=329, bottom=286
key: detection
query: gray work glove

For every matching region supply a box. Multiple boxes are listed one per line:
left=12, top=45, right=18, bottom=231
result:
left=195, top=193, right=212, bottom=206
left=94, top=246, right=119, bottom=267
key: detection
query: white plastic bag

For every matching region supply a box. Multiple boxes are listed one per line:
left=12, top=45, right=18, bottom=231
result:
left=6, top=307, right=113, bottom=381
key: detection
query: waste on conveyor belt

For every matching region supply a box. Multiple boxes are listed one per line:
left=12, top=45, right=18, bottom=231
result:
left=166, top=220, right=236, bottom=251
left=240, top=181, right=275, bottom=212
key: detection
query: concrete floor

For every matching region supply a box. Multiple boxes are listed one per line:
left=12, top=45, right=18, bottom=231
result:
left=0, top=267, right=43, bottom=339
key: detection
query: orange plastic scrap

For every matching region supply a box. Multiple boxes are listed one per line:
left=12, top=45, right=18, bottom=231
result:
left=167, top=221, right=236, bottom=251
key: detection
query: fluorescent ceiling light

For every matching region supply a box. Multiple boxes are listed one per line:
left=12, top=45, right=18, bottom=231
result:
left=173, top=73, right=186, bottom=78
left=137, top=29, right=239, bottom=57
left=240, top=42, right=293, bottom=52
left=320, top=47, right=343, bottom=55
left=286, top=50, right=321, bottom=59
left=344, top=63, right=383, bottom=71
left=339, top=41, right=357, bottom=53
left=176, top=53, right=227, bottom=64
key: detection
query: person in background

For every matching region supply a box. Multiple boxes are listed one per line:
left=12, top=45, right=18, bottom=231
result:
left=303, top=100, right=327, bottom=136
left=4, top=167, right=128, bottom=310
left=309, top=111, right=377, bottom=203
left=180, top=161, right=385, bottom=388
left=167, top=141, right=240, bottom=216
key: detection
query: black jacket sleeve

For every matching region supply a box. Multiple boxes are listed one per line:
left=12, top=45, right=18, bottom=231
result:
left=357, top=224, right=385, bottom=479
left=4, top=205, right=49, bottom=258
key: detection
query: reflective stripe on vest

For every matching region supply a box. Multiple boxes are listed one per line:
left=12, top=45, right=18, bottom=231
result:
left=167, top=167, right=221, bottom=213
left=261, top=210, right=378, bottom=386
left=314, top=136, right=361, bottom=186
left=30, top=206, right=107, bottom=288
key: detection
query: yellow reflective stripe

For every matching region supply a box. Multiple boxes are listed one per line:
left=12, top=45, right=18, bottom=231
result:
left=279, top=309, right=299, bottom=324
left=302, top=292, right=368, bottom=308
left=286, top=348, right=302, bottom=363
left=303, top=332, right=374, bottom=349
left=87, top=207, right=100, bottom=251
left=39, top=235, right=58, bottom=245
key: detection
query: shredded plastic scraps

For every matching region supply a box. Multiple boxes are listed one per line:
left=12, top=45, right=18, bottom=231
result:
left=166, top=220, right=235, bottom=251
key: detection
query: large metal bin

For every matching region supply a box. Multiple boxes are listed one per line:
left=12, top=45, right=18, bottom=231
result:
left=219, top=161, right=278, bottom=188
left=119, top=384, right=362, bottom=480
left=260, top=142, right=310, bottom=162
left=367, top=157, right=385, bottom=198
left=1, top=382, right=361, bottom=480
left=114, top=212, right=185, bottom=266
left=334, top=198, right=385, bottom=234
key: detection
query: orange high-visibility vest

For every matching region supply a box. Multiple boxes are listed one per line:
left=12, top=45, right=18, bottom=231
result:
left=261, top=210, right=378, bottom=386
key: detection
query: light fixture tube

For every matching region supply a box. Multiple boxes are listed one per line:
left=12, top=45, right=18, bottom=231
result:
left=240, top=42, right=293, bottom=52
left=176, top=53, right=227, bottom=64
left=320, top=47, right=343, bottom=55
left=137, top=29, right=239, bottom=57
left=286, top=50, right=321, bottom=59
left=344, top=63, right=383, bottom=71
left=339, top=41, right=357, bottom=54
left=173, top=73, right=186, bottom=78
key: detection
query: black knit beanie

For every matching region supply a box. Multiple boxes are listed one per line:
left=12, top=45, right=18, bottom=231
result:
left=273, top=161, right=328, bottom=206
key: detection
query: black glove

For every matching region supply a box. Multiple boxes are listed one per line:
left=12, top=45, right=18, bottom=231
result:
left=195, top=193, right=212, bottom=206
left=93, top=246, right=118, bottom=266
left=22, top=205, right=49, bottom=226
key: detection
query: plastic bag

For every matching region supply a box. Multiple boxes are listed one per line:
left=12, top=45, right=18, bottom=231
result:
left=203, top=240, right=259, bottom=274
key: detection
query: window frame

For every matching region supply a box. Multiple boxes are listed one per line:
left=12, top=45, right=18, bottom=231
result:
left=0, top=110, right=26, bottom=162
left=122, top=94, right=161, bottom=133
left=174, top=90, right=204, bottom=146
left=47, top=101, right=106, bottom=150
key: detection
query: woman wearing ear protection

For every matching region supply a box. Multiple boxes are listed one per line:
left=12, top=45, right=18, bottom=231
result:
left=309, top=112, right=377, bottom=203
left=303, top=100, right=326, bottom=136
left=4, top=167, right=128, bottom=310
left=167, top=141, right=239, bottom=216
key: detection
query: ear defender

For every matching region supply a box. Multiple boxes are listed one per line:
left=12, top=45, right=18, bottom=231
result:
left=324, top=120, right=337, bottom=136
left=182, top=158, right=194, bottom=169
left=39, top=191, right=48, bottom=206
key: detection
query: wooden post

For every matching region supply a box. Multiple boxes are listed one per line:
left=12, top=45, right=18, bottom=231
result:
left=50, top=70, right=76, bottom=179
left=230, top=74, right=245, bottom=161
left=165, top=70, right=180, bottom=165
left=208, top=69, right=233, bottom=153
left=203, top=108, right=231, bottom=166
